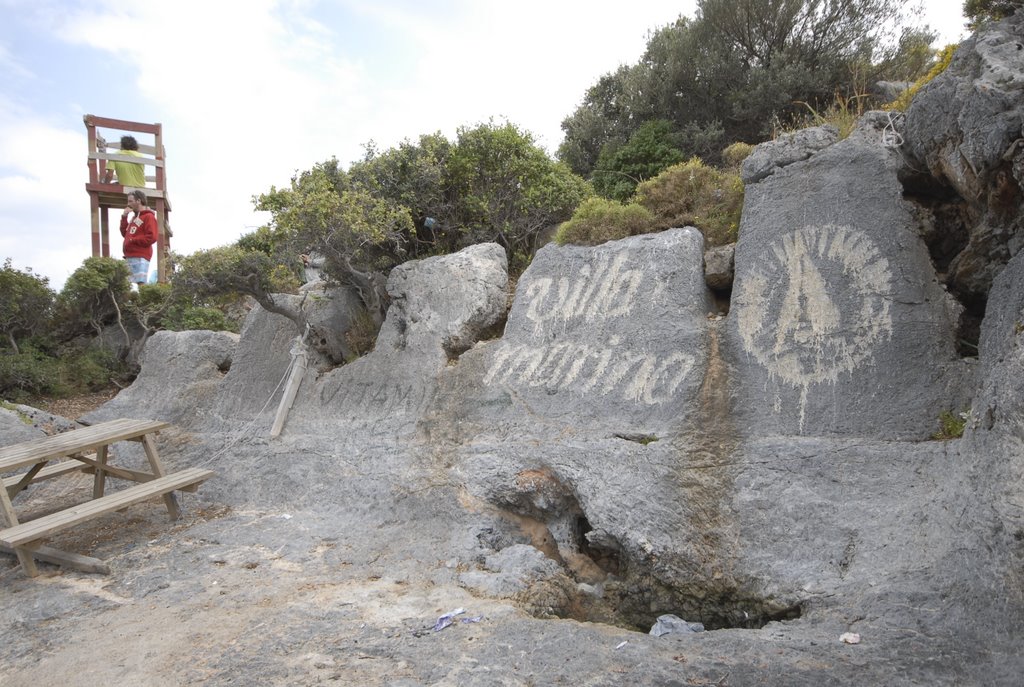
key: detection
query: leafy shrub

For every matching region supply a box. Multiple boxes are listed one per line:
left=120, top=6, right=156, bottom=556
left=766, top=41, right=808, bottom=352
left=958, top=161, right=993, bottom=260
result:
left=65, top=346, right=125, bottom=392
left=163, top=305, right=238, bottom=333
left=0, top=342, right=130, bottom=402
left=54, top=257, right=131, bottom=338
left=554, top=198, right=655, bottom=246
left=0, top=345, right=63, bottom=399
left=634, top=158, right=744, bottom=247
left=887, top=45, right=957, bottom=112
left=0, top=259, right=54, bottom=355
left=592, top=120, right=685, bottom=201
left=721, top=142, right=754, bottom=171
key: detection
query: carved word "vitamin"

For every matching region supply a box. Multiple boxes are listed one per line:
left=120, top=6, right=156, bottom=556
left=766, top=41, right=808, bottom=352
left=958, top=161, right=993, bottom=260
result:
left=320, top=379, right=433, bottom=418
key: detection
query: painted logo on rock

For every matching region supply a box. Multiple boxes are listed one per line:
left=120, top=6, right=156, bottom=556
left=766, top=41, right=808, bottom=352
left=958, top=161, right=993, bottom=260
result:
left=735, top=225, right=893, bottom=389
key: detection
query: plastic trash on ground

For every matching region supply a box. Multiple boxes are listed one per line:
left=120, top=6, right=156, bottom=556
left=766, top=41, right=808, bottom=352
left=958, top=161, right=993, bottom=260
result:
left=433, top=607, right=466, bottom=632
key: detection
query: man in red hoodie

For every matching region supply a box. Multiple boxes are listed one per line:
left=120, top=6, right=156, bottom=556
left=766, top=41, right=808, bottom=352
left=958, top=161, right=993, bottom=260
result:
left=120, top=189, right=159, bottom=285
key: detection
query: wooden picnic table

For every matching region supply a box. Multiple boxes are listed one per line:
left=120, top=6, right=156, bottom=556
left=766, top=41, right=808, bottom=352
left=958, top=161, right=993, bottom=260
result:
left=0, top=418, right=213, bottom=577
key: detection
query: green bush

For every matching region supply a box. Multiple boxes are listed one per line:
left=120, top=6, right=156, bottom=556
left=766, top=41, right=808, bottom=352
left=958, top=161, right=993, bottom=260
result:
left=163, top=305, right=238, bottom=333
left=65, top=347, right=124, bottom=392
left=721, top=142, right=754, bottom=171
left=887, top=45, right=957, bottom=112
left=0, top=342, right=130, bottom=402
left=554, top=197, right=656, bottom=246
left=634, top=158, right=744, bottom=247
left=0, top=346, right=64, bottom=399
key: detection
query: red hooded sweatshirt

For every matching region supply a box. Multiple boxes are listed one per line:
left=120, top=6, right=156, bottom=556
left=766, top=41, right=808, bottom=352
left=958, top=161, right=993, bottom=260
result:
left=120, top=208, right=158, bottom=260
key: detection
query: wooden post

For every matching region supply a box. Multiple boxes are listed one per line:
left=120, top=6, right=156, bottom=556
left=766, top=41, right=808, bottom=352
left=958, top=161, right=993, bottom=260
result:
left=100, top=207, right=111, bottom=258
left=90, top=194, right=101, bottom=257
left=270, top=336, right=309, bottom=438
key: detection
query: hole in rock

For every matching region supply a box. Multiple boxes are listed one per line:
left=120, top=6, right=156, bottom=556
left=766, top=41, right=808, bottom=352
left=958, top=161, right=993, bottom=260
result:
left=491, top=485, right=803, bottom=633
left=612, top=432, right=659, bottom=445
left=710, top=284, right=732, bottom=316
left=900, top=176, right=981, bottom=358
left=216, top=359, right=231, bottom=374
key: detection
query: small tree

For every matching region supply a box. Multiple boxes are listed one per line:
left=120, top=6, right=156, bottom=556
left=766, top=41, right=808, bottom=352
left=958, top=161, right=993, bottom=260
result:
left=56, top=257, right=132, bottom=341
left=254, top=159, right=413, bottom=325
left=964, top=0, right=1022, bottom=26
left=0, top=259, right=54, bottom=354
left=446, top=121, right=592, bottom=266
left=172, top=245, right=304, bottom=331
left=592, top=120, right=686, bottom=201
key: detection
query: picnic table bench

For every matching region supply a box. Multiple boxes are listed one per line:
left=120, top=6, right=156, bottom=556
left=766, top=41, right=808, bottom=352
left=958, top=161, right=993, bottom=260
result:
left=0, top=418, right=213, bottom=577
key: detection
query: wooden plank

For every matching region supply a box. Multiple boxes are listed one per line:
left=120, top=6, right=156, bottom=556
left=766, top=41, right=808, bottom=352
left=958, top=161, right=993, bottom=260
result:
left=88, top=153, right=163, bottom=168
left=0, top=468, right=214, bottom=547
left=86, top=183, right=166, bottom=199
left=0, top=542, right=110, bottom=575
left=84, top=115, right=160, bottom=134
left=0, top=483, right=36, bottom=576
left=0, top=419, right=169, bottom=472
left=4, top=462, right=45, bottom=498
left=141, top=434, right=179, bottom=519
left=108, top=143, right=159, bottom=156
left=69, top=455, right=151, bottom=484
left=3, top=460, right=90, bottom=497
left=92, top=445, right=108, bottom=499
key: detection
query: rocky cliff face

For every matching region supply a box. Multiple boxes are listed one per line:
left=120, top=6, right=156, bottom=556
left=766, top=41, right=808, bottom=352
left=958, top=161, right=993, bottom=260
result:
left=4, top=17, right=1024, bottom=686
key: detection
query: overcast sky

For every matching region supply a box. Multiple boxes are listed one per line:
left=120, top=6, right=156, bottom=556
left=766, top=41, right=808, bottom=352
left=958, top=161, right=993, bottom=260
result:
left=0, top=0, right=969, bottom=290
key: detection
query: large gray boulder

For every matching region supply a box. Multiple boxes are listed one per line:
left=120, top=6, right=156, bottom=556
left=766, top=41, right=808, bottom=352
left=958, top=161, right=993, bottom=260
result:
left=203, top=285, right=363, bottom=429
left=730, top=112, right=969, bottom=439
left=741, top=124, right=839, bottom=184
left=81, top=330, right=238, bottom=427
left=430, top=229, right=724, bottom=624
left=904, top=13, right=1024, bottom=296
left=289, top=242, right=508, bottom=438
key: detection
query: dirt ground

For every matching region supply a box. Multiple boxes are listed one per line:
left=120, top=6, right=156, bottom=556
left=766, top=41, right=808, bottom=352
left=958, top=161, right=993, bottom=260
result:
left=27, top=388, right=120, bottom=422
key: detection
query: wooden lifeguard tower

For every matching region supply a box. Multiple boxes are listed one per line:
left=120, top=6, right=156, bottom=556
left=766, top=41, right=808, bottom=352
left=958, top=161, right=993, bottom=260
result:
left=84, top=115, right=172, bottom=283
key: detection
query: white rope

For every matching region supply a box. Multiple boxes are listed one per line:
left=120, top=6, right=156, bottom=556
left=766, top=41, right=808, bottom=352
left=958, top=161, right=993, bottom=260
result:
left=194, top=330, right=305, bottom=468
left=882, top=111, right=905, bottom=148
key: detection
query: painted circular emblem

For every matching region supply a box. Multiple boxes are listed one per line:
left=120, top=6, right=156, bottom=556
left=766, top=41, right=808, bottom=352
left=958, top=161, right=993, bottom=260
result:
left=735, top=225, right=893, bottom=386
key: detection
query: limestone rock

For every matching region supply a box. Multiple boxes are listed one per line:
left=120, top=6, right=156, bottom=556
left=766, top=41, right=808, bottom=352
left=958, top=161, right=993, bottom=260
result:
left=903, top=14, right=1024, bottom=296
left=741, top=125, right=839, bottom=184
left=704, top=242, right=734, bottom=291
left=730, top=112, right=967, bottom=438
left=83, top=329, right=238, bottom=427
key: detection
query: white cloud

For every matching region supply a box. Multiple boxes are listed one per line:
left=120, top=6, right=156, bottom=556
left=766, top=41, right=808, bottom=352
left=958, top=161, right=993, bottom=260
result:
left=0, top=102, right=91, bottom=287
left=0, top=0, right=974, bottom=291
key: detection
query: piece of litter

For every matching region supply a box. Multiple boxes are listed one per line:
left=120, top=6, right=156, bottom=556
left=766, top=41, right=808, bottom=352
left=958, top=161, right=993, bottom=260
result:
left=280, top=514, right=293, bottom=520
left=840, top=632, right=861, bottom=644
left=433, top=607, right=466, bottom=632
left=615, top=641, right=628, bottom=650
left=461, top=616, right=483, bottom=624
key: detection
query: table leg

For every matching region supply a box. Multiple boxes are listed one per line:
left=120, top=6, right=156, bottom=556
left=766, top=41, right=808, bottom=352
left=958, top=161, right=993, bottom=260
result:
left=92, top=445, right=109, bottom=498
left=142, top=434, right=180, bottom=520
left=0, top=485, right=38, bottom=577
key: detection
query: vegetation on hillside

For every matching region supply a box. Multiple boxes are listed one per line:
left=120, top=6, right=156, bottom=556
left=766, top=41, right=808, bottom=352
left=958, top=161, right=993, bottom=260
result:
left=3, top=0, right=970, bottom=401
left=559, top=0, right=940, bottom=191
